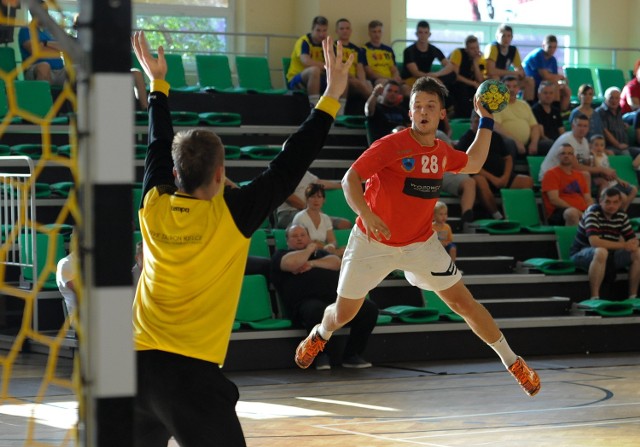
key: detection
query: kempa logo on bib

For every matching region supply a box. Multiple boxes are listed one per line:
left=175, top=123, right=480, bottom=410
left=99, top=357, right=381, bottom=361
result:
left=171, top=206, right=190, bottom=214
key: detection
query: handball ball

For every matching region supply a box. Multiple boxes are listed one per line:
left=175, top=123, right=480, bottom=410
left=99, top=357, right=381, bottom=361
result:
left=477, top=79, right=510, bottom=113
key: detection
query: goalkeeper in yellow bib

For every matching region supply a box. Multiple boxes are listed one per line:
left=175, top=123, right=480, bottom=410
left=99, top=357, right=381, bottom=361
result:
left=131, top=32, right=353, bottom=446
left=295, top=76, right=541, bottom=398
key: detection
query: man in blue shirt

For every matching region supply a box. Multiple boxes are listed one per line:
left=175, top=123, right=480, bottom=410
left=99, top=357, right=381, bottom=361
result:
left=522, top=35, right=570, bottom=111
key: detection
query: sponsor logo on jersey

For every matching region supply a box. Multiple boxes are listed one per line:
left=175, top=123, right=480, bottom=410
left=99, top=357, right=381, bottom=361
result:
left=403, top=177, right=441, bottom=199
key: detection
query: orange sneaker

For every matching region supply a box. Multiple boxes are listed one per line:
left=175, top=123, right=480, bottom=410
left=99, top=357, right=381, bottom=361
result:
left=295, top=325, right=327, bottom=369
left=508, top=357, right=541, bottom=397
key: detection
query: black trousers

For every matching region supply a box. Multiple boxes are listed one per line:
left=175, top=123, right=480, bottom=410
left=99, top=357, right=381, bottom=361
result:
left=294, top=297, right=378, bottom=359
left=135, top=350, right=246, bottom=447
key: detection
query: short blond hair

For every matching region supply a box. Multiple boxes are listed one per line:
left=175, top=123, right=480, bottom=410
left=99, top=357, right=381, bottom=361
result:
left=434, top=201, right=447, bottom=213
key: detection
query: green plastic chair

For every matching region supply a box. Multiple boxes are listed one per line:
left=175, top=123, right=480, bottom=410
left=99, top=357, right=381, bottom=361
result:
left=564, top=67, right=597, bottom=103
left=132, top=187, right=142, bottom=230
left=0, top=144, right=10, bottom=156
left=20, top=232, right=66, bottom=290
left=334, top=228, right=351, bottom=247
left=49, top=181, right=74, bottom=198
left=170, top=111, right=200, bottom=126
left=323, top=188, right=357, bottom=223
left=335, top=115, right=366, bottom=129
left=595, top=68, right=627, bottom=94
left=161, top=53, right=200, bottom=92
left=195, top=54, right=246, bottom=93
left=0, top=47, right=17, bottom=75
left=135, top=111, right=149, bottom=126
left=382, top=305, right=440, bottom=323
left=11, top=144, right=58, bottom=160
left=422, top=290, right=464, bottom=322
left=248, top=229, right=271, bottom=258
left=224, top=145, right=241, bottom=160
left=608, top=155, right=639, bottom=187
left=135, top=144, right=147, bottom=160
left=577, top=299, right=634, bottom=317
left=235, top=275, right=292, bottom=329
left=522, top=225, right=577, bottom=275
left=14, top=80, right=69, bottom=124
left=272, top=229, right=287, bottom=251
left=235, top=56, right=288, bottom=94
left=42, top=223, right=74, bottom=242
left=502, top=189, right=554, bottom=233
left=198, top=112, right=242, bottom=127
left=449, top=120, right=471, bottom=140
left=527, top=155, right=545, bottom=187
left=240, top=145, right=281, bottom=160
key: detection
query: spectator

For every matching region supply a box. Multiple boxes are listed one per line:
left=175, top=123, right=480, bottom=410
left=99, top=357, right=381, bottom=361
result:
left=539, top=113, right=601, bottom=183
left=271, top=224, right=377, bottom=369
left=590, top=134, right=637, bottom=211
left=484, top=24, right=534, bottom=102
left=276, top=171, right=352, bottom=230
left=569, top=84, right=604, bottom=139
left=620, top=59, right=640, bottom=123
left=401, top=21, right=456, bottom=91
left=364, top=81, right=409, bottom=144
left=596, top=87, right=640, bottom=157
left=335, top=18, right=372, bottom=101
left=292, top=183, right=344, bottom=257
left=456, top=111, right=533, bottom=219
left=449, top=35, right=486, bottom=119
left=541, top=143, right=593, bottom=226
left=522, top=34, right=571, bottom=111
left=56, top=252, right=76, bottom=323
left=362, top=20, right=411, bottom=97
left=287, top=16, right=347, bottom=113
left=18, top=0, right=66, bottom=86
left=570, top=187, right=640, bottom=300
left=433, top=201, right=457, bottom=263
left=531, top=81, right=565, bottom=143
left=493, top=75, right=551, bottom=158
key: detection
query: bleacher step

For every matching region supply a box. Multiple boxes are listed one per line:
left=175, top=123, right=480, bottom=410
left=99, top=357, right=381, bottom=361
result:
left=456, top=255, right=514, bottom=275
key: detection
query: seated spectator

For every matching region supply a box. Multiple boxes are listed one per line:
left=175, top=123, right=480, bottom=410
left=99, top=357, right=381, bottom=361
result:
left=522, top=34, right=571, bottom=111
left=570, top=187, right=640, bottom=300
left=276, top=171, right=351, bottom=230
left=484, top=24, right=534, bottom=102
left=493, top=75, right=551, bottom=158
left=365, top=81, right=409, bottom=144
left=449, top=35, right=486, bottom=119
left=401, top=21, right=456, bottom=91
left=18, top=0, right=66, bottom=86
left=532, top=81, right=565, bottom=143
left=271, top=225, right=378, bottom=369
left=590, top=134, right=637, bottom=211
left=56, top=252, right=76, bottom=323
left=362, top=20, right=410, bottom=97
left=433, top=201, right=457, bottom=263
left=456, top=111, right=533, bottom=219
left=596, top=87, right=640, bottom=158
left=292, top=183, right=344, bottom=257
left=539, top=113, right=602, bottom=185
left=620, top=59, right=640, bottom=123
left=541, top=143, right=593, bottom=226
left=569, top=84, right=604, bottom=139
left=335, top=18, right=372, bottom=101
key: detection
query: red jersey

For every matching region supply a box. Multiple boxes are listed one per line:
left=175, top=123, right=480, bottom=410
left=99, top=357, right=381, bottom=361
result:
left=352, top=128, right=468, bottom=246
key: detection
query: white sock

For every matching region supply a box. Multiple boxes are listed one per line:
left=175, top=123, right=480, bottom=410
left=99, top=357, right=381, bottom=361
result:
left=488, top=333, right=518, bottom=368
left=492, top=211, right=504, bottom=220
left=317, top=324, right=333, bottom=341
left=337, top=98, right=347, bottom=116
left=308, top=94, right=320, bottom=107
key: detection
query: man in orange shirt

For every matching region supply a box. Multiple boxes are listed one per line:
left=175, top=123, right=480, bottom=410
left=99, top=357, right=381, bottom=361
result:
left=542, top=143, right=593, bottom=226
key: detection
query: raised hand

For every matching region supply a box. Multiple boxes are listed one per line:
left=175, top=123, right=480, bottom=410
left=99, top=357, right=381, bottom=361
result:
left=131, top=31, right=167, bottom=82
left=322, top=36, right=353, bottom=100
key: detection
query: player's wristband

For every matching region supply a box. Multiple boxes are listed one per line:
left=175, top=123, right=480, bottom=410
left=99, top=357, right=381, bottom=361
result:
left=478, top=117, right=494, bottom=131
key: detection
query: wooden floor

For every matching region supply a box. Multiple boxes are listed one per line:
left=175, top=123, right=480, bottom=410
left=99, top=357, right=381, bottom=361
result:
left=2, top=352, right=640, bottom=446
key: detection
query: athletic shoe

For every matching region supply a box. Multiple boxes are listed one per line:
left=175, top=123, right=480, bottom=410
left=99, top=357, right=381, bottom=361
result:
left=314, top=353, right=331, bottom=370
left=508, top=356, right=541, bottom=396
left=342, top=355, right=372, bottom=369
left=295, top=324, right=327, bottom=369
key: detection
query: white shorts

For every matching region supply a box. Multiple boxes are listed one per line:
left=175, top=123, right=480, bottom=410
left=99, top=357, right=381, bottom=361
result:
left=337, top=226, right=462, bottom=299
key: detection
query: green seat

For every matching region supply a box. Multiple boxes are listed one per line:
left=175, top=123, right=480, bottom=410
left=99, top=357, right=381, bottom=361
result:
left=170, top=111, right=200, bottom=126
left=577, top=299, right=634, bottom=317
left=195, top=54, right=247, bottom=93
left=57, top=144, right=72, bottom=158
left=422, top=290, right=464, bottom=322
left=11, top=144, right=58, bottom=160
left=0, top=46, right=17, bottom=76
left=0, top=144, right=10, bottom=156
left=472, top=219, right=521, bottom=234
left=50, top=181, right=74, bottom=198
left=135, top=111, right=149, bottom=126
left=132, top=187, right=143, bottom=230
left=198, top=112, right=242, bottom=127
left=235, top=275, right=292, bottom=329
left=382, top=305, right=440, bottom=323
left=564, top=67, right=597, bottom=104
left=281, top=57, right=297, bottom=91
left=161, top=53, right=200, bottom=92
left=135, top=144, right=147, bottom=160
left=595, top=68, right=627, bottom=95
left=42, top=223, right=74, bottom=242
left=335, top=115, right=366, bottom=129
left=224, top=145, right=241, bottom=160
left=13, top=80, right=69, bottom=124
left=527, top=155, right=545, bottom=188
left=0, top=80, right=20, bottom=124
left=449, top=120, right=470, bottom=140
left=21, top=232, right=66, bottom=290
left=235, top=56, right=288, bottom=94
left=334, top=228, right=351, bottom=247
left=240, top=145, right=281, bottom=160
left=522, top=226, right=577, bottom=275
left=248, top=229, right=271, bottom=258
left=272, top=229, right=287, bottom=250
left=323, top=188, right=357, bottom=223
left=608, top=155, right=639, bottom=187
left=502, top=189, right=554, bottom=233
